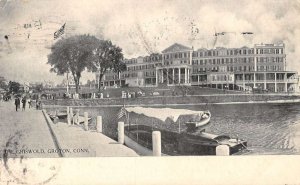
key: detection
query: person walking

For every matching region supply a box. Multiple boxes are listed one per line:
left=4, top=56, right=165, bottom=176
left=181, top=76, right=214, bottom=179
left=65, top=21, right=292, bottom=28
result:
left=22, top=97, right=26, bottom=111
left=28, top=98, right=32, bottom=109
left=15, top=97, right=20, bottom=111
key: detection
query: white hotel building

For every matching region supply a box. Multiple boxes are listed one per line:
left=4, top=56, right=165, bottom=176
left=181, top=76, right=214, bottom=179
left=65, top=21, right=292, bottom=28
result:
left=97, top=43, right=299, bottom=93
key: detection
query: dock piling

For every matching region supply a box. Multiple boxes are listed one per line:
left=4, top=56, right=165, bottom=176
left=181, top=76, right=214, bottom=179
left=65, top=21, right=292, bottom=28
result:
left=96, top=116, right=102, bottom=133
left=70, top=108, right=74, bottom=124
left=84, top=112, right=88, bottom=131
left=152, top=131, right=161, bottom=156
left=118, top=122, right=124, bottom=144
left=216, top=145, right=230, bottom=156
left=67, top=107, right=71, bottom=125
left=75, top=109, right=80, bottom=125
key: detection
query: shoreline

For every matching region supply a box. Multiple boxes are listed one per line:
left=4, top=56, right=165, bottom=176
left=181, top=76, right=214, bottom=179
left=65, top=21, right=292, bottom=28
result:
left=42, top=98, right=300, bottom=108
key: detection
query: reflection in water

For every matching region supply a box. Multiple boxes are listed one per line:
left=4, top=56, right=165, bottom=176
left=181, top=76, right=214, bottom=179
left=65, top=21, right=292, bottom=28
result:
left=48, top=103, right=300, bottom=155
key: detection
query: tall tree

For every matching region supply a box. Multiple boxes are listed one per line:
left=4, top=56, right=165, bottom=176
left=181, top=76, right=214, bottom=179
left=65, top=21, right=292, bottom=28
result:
left=47, top=34, right=98, bottom=93
left=8, top=81, right=20, bottom=94
left=87, top=40, right=126, bottom=91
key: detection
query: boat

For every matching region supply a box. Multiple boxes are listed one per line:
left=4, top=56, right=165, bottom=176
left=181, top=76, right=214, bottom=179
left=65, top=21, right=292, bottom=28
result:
left=48, top=110, right=71, bottom=120
left=120, top=107, right=247, bottom=156
left=75, top=115, right=92, bottom=124
left=185, top=111, right=211, bottom=131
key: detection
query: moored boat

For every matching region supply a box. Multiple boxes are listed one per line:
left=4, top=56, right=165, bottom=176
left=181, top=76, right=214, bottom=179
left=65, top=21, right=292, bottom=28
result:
left=185, top=111, right=211, bottom=131
left=119, top=107, right=247, bottom=156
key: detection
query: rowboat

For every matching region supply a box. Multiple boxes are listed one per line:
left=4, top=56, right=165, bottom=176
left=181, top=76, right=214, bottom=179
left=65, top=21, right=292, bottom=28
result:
left=75, top=116, right=92, bottom=124
left=48, top=110, right=72, bottom=120
left=185, top=111, right=211, bottom=131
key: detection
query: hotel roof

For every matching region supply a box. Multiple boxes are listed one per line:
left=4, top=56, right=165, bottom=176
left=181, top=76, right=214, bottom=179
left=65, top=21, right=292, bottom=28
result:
left=162, top=43, right=192, bottom=53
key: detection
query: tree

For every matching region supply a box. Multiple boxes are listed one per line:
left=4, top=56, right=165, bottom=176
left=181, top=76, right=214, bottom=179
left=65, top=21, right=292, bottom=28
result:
left=34, top=83, right=43, bottom=93
left=0, top=81, right=8, bottom=91
left=47, top=34, right=99, bottom=93
left=87, top=40, right=126, bottom=91
left=8, top=81, right=20, bottom=94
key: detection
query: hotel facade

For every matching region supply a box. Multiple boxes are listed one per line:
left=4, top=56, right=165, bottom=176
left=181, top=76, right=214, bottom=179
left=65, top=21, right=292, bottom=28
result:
left=97, top=43, right=299, bottom=93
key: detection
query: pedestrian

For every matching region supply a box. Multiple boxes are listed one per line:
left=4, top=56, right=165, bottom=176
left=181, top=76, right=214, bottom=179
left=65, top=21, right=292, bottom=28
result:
left=28, top=98, right=32, bottom=109
left=15, top=97, right=20, bottom=111
left=36, top=99, right=41, bottom=110
left=22, top=97, right=26, bottom=111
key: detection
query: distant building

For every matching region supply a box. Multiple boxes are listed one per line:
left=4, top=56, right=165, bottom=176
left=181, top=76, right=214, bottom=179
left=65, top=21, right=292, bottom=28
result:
left=43, top=81, right=55, bottom=88
left=20, top=82, right=30, bottom=93
left=98, top=43, right=299, bottom=93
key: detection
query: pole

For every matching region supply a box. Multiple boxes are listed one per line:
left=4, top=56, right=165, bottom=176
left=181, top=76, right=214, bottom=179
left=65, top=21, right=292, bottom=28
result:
left=70, top=107, right=73, bottom=124
left=96, top=116, right=102, bottom=132
left=152, top=131, right=161, bottom=156
left=118, top=122, right=125, bottom=144
left=84, top=112, right=88, bottom=131
left=66, top=72, right=69, bottom=94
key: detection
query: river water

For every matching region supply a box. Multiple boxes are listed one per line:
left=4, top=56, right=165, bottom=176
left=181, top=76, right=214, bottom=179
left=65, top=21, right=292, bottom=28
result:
left=187, top=103, right=300, bottom=155
left=48, top=103, right=300, bottom=155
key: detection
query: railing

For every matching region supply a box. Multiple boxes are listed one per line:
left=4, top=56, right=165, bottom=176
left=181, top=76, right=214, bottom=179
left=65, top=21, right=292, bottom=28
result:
left=235, top=79, right=298, bottom=83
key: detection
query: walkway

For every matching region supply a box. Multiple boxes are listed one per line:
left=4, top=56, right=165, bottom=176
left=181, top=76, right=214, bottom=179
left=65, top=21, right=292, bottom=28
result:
left=0, top=101, right=59, bottom=158
left=43, top=111, right=138, bottom=157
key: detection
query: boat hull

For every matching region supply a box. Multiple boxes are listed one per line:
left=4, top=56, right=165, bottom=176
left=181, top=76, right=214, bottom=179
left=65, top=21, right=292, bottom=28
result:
left=124, top=124, right=247, bottom=156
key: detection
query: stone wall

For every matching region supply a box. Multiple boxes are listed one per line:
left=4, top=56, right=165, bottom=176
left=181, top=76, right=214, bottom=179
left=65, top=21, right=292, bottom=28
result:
left=41, top=94, right=300, bottom=107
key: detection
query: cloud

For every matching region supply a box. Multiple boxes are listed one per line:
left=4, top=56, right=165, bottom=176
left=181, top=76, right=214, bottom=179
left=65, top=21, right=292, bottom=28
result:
left=0, top=0, right=300, bottom=84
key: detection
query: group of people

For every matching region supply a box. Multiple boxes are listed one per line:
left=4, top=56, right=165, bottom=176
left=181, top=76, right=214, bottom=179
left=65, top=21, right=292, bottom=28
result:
left=14, top=96, right=34, bottom=112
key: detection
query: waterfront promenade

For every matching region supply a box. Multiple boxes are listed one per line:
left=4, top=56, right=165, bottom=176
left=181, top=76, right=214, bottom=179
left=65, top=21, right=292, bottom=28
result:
left=0, top=100, right=138, bottom=158
left=0, top=101, right=58, bottom=158
left=45, top=115, right=139, bottom=157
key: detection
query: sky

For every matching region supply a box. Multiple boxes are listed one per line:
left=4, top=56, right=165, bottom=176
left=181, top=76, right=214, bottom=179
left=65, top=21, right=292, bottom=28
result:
left=0, top=0, right=300, bottom=84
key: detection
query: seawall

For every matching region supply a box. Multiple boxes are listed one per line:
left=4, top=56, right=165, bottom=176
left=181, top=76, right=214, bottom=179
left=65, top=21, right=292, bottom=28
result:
left=41, top=94, right=300, bottom=107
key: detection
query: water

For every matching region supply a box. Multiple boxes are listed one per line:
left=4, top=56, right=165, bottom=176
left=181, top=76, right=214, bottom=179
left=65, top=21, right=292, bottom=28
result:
left=189, top=103, right=300, bottom=155
left=47, top=103, right=300, bottom=155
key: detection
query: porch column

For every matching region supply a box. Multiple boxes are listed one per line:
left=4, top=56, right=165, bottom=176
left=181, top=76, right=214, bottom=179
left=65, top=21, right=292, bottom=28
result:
left=253, top=72, right=256, bottom=88
left=167, top=69, right=169, bottom=85
left=264, top=73, right=267, bottom=90
left=172, top=68, right=175, bottom=84
left=187, top=69, right=190, bottom=83
left=284, top=73, right=288, bottom=93
left=275, top=73, right=277, bottom=93
left=243, top=73, right=245, bottom=91
left=197, top=75, right=200, bottom=85
left=184, top=68, right=187, bottom=84
left=178, top=68, right=181, bottom=84
left=155, top=69, right=158, bottom=86
left=161, top=69, right=164, bottom=83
